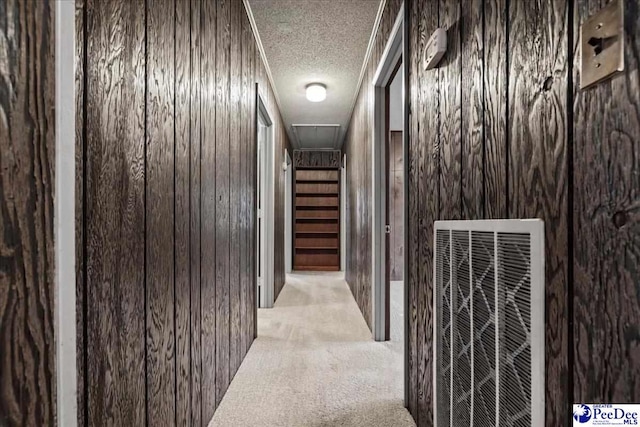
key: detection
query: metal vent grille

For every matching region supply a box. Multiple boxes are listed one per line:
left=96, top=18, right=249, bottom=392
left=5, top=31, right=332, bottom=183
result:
left=433, top=220, right=545, bottom=427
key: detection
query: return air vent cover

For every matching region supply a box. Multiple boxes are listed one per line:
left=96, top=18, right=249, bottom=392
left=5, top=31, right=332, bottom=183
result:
left=433, top=220, right=545, bottom=427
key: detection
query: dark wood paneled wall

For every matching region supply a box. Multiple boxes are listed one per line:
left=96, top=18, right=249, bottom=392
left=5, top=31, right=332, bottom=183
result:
left=573, top=0, right=640, bottom=406
left=76, top=0, right=291, bottom=425
left=344, top=0, right=640, bottom=425
left=0, top=1, right=56, bottom=425
left=293, top=150, right=341, bottom=169
left=345, top=0, right=403, bottom=331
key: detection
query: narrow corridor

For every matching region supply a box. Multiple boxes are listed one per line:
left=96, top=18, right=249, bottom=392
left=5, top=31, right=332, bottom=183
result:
left=3, top=0, right=639, bottom=425
left=210, top=273, right=414, bottom=426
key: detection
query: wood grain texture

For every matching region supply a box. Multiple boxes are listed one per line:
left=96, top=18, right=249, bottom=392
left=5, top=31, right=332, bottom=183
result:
left=229, top=0, right=242, bottom=382
left=417, top=0, right=440, bottom=422
left=343, top=1, right=640, bottom=426
left=146, top=0, right=176, bottom=423
left=247, top=29, right=257, bottom=352
left=343, top=0, right=402, bottom=332
left=240, top=10, right=252, bottom=359
left=483, top=0, right=507, bottom=219
left=438, top=0, right=462, bottom=222
left=75, top=0, right=86, bottom=424
left=508, top=0, right=569, bottom=425
left=296, top=170, right=339, bottom=181
left=189, top=1, right=202, bottom=424
left=573, top=0, right=640, bottom=405
left=84, top=0, right=147, bottom=424
left=293, top=150, right=341, bottom=169
left=200, top=0, right=218, bottom=420
left=0, top=0, right=56, bottom=425
left=214, top=0, right=231, bottom=407
left=77, top=0, right=285, bottom=424
left=407, top=0, right=419, bottom=417
left=460, top=0, right=484, bottom=220
left=175, top=0, right=191, bottom=423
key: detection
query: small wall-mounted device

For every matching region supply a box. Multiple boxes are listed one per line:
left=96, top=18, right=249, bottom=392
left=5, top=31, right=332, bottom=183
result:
left=580, top=0, right=624, bottom=89
left=282, top=161, right=288, bottom=172
left=423, top=28, right=447, bottom=70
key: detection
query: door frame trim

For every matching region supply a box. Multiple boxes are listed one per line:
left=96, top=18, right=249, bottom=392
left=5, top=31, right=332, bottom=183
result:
left=256, top=86, right=276, bottom=309
left=371, top=2, right=404, bottom=340
left=56, top=2, right=78, bottom=424
left=371, top=0, right=409, bottom=406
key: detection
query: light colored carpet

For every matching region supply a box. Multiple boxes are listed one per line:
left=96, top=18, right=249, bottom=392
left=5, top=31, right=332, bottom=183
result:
left=209, top=272, right=415, bottom=427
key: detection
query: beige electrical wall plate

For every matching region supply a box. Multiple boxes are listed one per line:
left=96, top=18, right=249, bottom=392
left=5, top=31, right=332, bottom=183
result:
left=580, top=0, right=624, bottom=89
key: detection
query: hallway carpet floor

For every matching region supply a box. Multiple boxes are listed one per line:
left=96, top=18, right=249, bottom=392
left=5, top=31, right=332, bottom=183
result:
left=209, top=272, right=415, bottom=427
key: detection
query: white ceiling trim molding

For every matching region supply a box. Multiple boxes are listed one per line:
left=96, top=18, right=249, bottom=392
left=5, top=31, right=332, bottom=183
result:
left=344, top=0, right=387, bottom=138
left=242, top=0, right=285, bottom=126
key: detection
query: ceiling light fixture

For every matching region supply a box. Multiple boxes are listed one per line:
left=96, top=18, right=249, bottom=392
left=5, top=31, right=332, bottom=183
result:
left=306, top=83, right=326, bottom=102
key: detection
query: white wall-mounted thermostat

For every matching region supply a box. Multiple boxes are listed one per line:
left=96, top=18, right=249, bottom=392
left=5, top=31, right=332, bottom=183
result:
left=423, top=28, right=447, bottom=70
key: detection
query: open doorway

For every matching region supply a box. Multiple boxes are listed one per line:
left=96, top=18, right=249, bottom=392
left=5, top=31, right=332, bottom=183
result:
left=257, top=89, right=275, bottom=309
left=386, top=63, right=404, bottom=345
left=371, top=1, right=408, bottom=403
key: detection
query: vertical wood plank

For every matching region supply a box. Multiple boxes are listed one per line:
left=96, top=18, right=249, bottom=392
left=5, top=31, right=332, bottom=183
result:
left=146, top=0, right=176, bottom=423
left=76, top=0, right=280, bottom=423
left=484, top=0, right=507, bottom=219
left=175, top=0, right=191, bottom=423
left=240, top=9, right=250, bottom=359
left=407, top=0, right=420, bottom=417
left=439, top=0, right=462, bottom=221
left=215, top=0, right=231, bottom=408
left=0, top=0, right=56, bottom=425
left=247, top=25, right=257, bottom=351
left=189, top=0, right=203, bottom=426
left=417, top=0, right=439, bottom=423
left=229, top=0, right=243, bottom=380
left=84, top=0, right=147, bottom=424
left=75, top=0, right=86, bottom=424
left=573, top=0, right=640, bottom=405
left=189, top=0, right=202, bottom=424
left=200, top=0, right=217, bottom=419
left=460, top=0, right=484, bottom=220
left=508, top=0, right=569, bottom=425
left=189, top=0, right=202, bottom=426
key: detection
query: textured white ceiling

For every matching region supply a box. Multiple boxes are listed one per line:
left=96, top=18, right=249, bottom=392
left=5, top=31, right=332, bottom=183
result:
left=248, top=0, right=381, bottom=149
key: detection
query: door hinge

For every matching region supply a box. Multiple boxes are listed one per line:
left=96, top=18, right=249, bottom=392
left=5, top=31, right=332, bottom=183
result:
left=385, top=225, right=391, bottom=234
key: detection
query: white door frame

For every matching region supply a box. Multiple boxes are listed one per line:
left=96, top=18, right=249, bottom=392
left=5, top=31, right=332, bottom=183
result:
left=371, top=1, right=409, bottom=406
left=371, top=2, right=405, bottom=341
left=257, top=90, right=276, bottom=308
left=285, top=149, right=293, bottom=273
left=56, top=1, right=77, bottom=425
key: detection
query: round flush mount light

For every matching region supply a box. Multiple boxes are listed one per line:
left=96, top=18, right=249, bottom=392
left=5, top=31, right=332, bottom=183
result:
left=306, top=83, right=326, bottom=102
